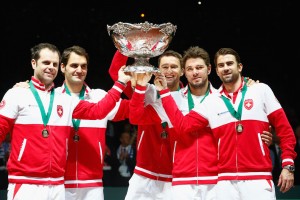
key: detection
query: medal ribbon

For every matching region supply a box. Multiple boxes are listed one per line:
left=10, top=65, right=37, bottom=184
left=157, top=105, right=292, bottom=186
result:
left=187, top=84, right=210, bottom=111
left=161, top=122, right=167, bottom=129
left=29, top=81, right=55, bottom=128
left=64, top=83, right=86, bottom=131
left=221, top=78, right=248, bottom=120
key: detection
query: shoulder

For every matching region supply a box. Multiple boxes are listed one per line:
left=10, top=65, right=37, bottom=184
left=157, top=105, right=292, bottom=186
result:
left=86, top=88, right=108, bottom=101
left=55, top=86, right=63, bottom=93
left=4, top=87, right=30, bottom=97
left=248, top=82, right=272, bottom=92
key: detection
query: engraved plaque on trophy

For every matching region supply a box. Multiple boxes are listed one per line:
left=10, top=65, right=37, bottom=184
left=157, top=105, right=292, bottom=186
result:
left=107, top=21, right=177, bottom=73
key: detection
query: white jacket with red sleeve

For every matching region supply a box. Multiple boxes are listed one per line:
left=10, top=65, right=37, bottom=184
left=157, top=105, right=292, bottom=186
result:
left=159, top=81, right=297, bottom=181
left=56, top=83, right=130, bottom=188
left=0, top=77, right=125, bottom=185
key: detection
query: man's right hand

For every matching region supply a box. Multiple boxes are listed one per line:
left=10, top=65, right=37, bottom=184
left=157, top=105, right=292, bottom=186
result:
left=117, top=66, right=132, bottom=85
left=154, top=72, right=167, bottom=91
left=13, top=80, right=30, bottom=88
left=134, top=72, right=152, bottom=87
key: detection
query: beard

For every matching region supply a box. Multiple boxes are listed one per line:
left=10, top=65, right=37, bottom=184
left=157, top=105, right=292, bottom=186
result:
left=220, top=72, right=239, bottom=84
left=189, top=79, right=207, bottom=89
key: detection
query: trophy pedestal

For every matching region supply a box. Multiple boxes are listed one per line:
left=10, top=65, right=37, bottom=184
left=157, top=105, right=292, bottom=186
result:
left=125, top=57, right=158, bottom=73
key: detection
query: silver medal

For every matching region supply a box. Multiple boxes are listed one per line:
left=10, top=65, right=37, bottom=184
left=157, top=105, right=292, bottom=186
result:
left=73, top=134, right=80, bottom=142
left=161, top=131, right=168, bottom=139
left=236, top=123, right=243, bottom=133
left=42, top=129, right=49, bottom=138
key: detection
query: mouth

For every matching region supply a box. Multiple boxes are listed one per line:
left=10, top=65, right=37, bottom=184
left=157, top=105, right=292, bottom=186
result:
left=45, top=73, right=54, bottom=78
left=223, top=73, right=231, bottom=77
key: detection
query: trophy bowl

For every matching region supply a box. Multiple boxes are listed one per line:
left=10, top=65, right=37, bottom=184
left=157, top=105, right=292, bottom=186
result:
left=107, top=21, right=177, bottom=73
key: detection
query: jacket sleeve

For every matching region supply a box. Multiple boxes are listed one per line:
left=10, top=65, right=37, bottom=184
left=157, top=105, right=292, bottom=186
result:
left=129, top=84, right=162, bottom=125
left=264, top=84, right=297, bottom=166
left=0, top=89, right=20, bottom=143
left=111, top=99, right=130, bottom=121
left=72, top=81, right=126, bottom=120
left=0, top=115, right=13, bottom=143
left=160, top=88, right=208, bottom=134
left=109, top=50, right=133, bottom=99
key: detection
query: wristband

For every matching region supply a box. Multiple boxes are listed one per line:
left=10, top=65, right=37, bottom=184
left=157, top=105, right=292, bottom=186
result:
left=117, top=80, right=126, bottom=86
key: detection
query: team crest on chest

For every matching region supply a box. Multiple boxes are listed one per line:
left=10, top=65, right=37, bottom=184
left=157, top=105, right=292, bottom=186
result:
left=244, top=99, right=253, bottom=110
left=0, top=100, right=5, bottom=109
left=57, top=105, right=63, bottom=117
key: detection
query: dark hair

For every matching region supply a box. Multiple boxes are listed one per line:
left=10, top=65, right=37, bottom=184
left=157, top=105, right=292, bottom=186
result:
left=30, top=43, right=61, bottom=61
left=182, top=46, right=210, bottom=68
left=214, top=48, right=241, bottom=67
left=158, top=50, right=182, bottom=68
left=61, top=45, right=89, bottom=66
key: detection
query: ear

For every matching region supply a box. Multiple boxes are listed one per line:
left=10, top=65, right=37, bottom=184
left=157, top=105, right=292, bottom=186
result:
left=238, top=63, right=243, bottom=73
left=215, top=66, right=220, bottom=77
left=31, top=59, right=36, bottom=70
left=207, top=64, right=212, bottom=75
left=180, top=68, right=184, bottom=77
left=60, top=63, right=66, bottom=73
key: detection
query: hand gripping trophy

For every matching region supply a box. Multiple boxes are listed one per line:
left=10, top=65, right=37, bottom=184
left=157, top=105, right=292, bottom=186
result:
left=107, top=21, right=177, bottom=73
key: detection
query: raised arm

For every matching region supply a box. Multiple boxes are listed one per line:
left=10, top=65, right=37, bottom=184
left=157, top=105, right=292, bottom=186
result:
left=109, top=50, right=133, bottom=98
left=154, top=73, right=208, bottom=134
left=73, top=66, right=131, bottom=120
left=129, top=72, right=162, bottom=125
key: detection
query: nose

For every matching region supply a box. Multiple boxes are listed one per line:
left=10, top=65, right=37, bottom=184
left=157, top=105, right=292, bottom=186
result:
left=166, top=67, right=173, bottom=73
left=76, top=66, right=83, bottom=73
left=224, top=64, right=230, bottom=69
left=192, top=68, right=199, bottom=76
left=48, top=63, right=56, bottom=70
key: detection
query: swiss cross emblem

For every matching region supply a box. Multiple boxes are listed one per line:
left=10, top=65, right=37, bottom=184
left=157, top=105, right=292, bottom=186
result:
left=244, top=99, right=253, bottom=110
left=57, top=105, right=63, bottom=117
left=0, top=100, right=5, bottom=109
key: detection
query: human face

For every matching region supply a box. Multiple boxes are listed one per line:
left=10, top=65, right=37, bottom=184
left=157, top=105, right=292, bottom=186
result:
left=159, top=56, right=183, bottom=90
left=120, top=132, right=131, bottom=147
left=61, top=52, right=87, bottom=86
left=32, top=48, right=59, bottom=87
left=184, top=57, right=210, bottom=90
left=215, top=54, right=242, bottom=84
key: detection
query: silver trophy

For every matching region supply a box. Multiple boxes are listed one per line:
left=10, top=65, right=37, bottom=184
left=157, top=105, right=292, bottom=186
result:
left=107, top=21, right=177, bottom=73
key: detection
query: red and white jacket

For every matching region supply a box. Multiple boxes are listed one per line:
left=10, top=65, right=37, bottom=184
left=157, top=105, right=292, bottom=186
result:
left=0, top=77, right=125, bottom=185
left=130, top=84, right=219, bottom=185
left=160, top=80, right=297, bottom=181
left=129, top=85, right=182, bottom=182
left=171, top=84, right=219, bottom=185
left=109, top=50, right=183, bottom=182
left=57, top=83, right=130, bottom=188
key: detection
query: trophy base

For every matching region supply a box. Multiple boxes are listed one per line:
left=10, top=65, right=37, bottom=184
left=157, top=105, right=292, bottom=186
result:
left=124, top=65, right=159, bottom=73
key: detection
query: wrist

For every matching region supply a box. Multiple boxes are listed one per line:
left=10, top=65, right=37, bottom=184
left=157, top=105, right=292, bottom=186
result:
left=283, top=165, right=295, bottom=172
left=117, top=80, right=126, bottom=86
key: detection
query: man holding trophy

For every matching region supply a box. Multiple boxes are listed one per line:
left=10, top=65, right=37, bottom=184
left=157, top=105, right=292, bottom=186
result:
left=108, top=21, right=181, bottom=200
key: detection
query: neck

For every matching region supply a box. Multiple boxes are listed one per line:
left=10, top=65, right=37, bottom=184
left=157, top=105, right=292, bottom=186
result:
left=189, top=81, right=209, bottom=96
left=223, top=77, right=242, bottom=93
left=44, top=84, right=52, bottom=91
left=33, top=76, right=53, bottom=91
left=169, top=83, right=180, bottom=92
left=65, top=82, right=84, bottom=93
